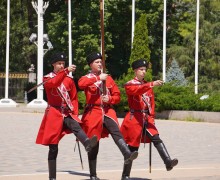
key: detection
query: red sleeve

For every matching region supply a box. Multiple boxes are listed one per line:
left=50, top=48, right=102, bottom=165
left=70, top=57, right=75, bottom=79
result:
left=44, top=69, right=69, bottom=88
left=78, top=75, right=101, bottom=90
left=125, top=82, right=154, bottom=95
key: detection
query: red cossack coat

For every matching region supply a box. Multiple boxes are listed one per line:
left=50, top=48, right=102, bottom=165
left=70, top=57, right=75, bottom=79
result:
left=120, top=78, right=159, bottom=147
left=78, top=73, right=120, bottom=140
left=36, top=69, right=81, bottom=145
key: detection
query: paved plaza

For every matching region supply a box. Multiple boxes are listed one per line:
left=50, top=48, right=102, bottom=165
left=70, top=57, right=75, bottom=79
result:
left=0, top=106, right=220, bottom=179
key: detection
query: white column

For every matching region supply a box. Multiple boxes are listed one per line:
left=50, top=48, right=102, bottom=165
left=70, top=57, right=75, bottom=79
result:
left=27, top=0, right=47, bottom=108
left=162, top=0, right=167, bottom=82
left=131, top=0, right=135, bottom=48
left=0, top=0, right=17, bottom=107
left=195, top=0, right=200, bottom=94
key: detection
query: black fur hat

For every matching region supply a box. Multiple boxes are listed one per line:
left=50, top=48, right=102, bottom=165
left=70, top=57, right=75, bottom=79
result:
left=51, top=52, right=67, bottom=64
left=86, top=52, right=102, bottom=65
left=132, top=59, right=148, bottom=70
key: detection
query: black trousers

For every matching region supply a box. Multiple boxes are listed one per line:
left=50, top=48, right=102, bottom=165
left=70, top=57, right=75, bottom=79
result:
left=127, top=128, right=163, bottom=152
left=143, top=127, right=162, bottom=146
left=48, top=116, right=84, bottom=160
left=88, top=116, right=123, bottom=160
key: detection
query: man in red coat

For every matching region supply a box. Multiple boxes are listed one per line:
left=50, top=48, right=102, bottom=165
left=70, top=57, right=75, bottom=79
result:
left=36, top=52, right=97, bottom=180
left=120, top=59, right=178, bottom=180
left=78, top=52, right=138, bottom=180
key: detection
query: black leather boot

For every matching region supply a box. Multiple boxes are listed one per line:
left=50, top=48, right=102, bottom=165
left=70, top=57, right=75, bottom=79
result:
left=155, top=142, right=178, bottom=171
left=116, top=139, right=138, bottom=164
left=84, top=135, right=98, bottom=152
left=121, top=161, right=132, bottom=180
left=48, top=160, right=56, bottom=180
left=89, top=160, right=100, bottom=180
left=77, top=131, right=98, bottom=152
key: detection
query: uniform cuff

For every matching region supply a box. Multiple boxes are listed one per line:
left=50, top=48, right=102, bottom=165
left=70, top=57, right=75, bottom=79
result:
left=64, top=68, right=69, bottom=75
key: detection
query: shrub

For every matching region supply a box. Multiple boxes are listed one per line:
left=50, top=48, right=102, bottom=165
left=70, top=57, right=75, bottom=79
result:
left=154, top=83, right=220, bottom=112
left=78, top=81, right=220, bottom=114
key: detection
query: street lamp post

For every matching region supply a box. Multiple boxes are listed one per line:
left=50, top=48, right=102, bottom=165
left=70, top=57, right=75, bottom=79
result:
left=27, top=0, right=49, bottom=108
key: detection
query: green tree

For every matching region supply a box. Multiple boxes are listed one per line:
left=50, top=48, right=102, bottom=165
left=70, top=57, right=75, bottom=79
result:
left=0, top=0, right=220, bottom=96
left=105, top=0, right=132, bottom=78
left=130, top=13, right=152, bottom=81
left=45, top=1, right=114, bottom=78
left=0, top=0, right=33, bottom=73
left=166, top=0, right=220, bottom=93
left=166, top=59, right=187, bottom=86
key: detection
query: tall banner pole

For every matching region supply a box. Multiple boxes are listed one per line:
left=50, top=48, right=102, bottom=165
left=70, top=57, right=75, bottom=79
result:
left=131, top=0, right=135, bottom=48
left=195, top=0, right=200, bottom=94
left=100, top=0, right=106, bottom=95
left=0, top=0, right=17, bottom=107
left=68, top=0, right=72, bottom=67
left=5, top=0, right=10, bottom=100
left=162, top=0, right=167, bottom=82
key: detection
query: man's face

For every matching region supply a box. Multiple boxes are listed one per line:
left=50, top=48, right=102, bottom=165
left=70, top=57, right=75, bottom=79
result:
left=90, top=59, right=103, bottom=72
left=134, top=66, right=147, bottom=80
left=52, top=61, right=65, bottom=73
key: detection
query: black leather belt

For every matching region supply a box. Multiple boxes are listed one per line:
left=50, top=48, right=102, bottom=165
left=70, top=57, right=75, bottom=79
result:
left=129, top=109, right=149, bottom=120
left=130, top=109, right=149, bottom=113
left=48, top=105, right=69, bottom=110
left=86, top=104, right=111, bottom=108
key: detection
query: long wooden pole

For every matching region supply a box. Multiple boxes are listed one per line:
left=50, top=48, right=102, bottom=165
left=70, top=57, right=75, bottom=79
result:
left=100, top=0, right=106, bottom=95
